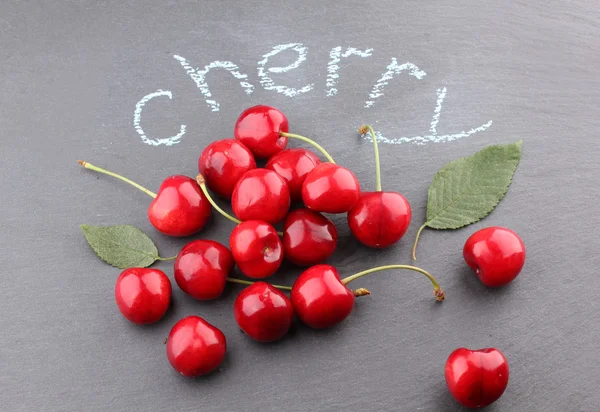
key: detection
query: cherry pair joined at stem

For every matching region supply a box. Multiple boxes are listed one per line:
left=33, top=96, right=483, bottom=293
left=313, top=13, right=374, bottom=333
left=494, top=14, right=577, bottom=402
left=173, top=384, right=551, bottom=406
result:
left=232, top=104, right=361, bottom=214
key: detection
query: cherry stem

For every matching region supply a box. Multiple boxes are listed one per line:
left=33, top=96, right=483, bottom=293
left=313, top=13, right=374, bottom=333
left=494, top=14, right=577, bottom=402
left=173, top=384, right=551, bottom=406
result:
left=226, top=277, right=292, bottom=291
left=411, top=223, right=428, bottom=261
left=195, top=174, right=283, bottom=236
left=279, top=132, right=336, bottom=163
left=340, top=264, right=445, bottom=302
left=78, top=160, right=157, bottom=198
left=156, top=256, right=177, bottom=261
left=359, top=125, right=382, bottom=192
left=196, top=174, right=242, bottom=225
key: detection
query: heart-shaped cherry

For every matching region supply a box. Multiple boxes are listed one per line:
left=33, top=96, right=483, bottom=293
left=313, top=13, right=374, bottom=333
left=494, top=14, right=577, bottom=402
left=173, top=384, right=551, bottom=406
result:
left=291, top=264, right=444, bottom=329
left=196, top=175, right=284, bottom=279
left=302, top=162, right=361, bottom=213
left=266, top=148, right=322, bottom=202
left=234, top=282, right=294, bottom=342
left=115, top=268, right=171, bottom=325
left=348, top=125, right=411, bottom=248
left=463, top=227, right=526, bottom=287
left=231, top=168, right=291, bottom=224
left=166, top=315, right=227, bottom=377
left=78, top=161, right=211, bottom=237
left=234, top=105, right=289, bottom=159
left=445, top=347, right=509, bottom=408
left=198, top=138, right=256, bottom=199
left=283, top=208, right=337, bottom=266
left=174, top=239, right=234, bottom=300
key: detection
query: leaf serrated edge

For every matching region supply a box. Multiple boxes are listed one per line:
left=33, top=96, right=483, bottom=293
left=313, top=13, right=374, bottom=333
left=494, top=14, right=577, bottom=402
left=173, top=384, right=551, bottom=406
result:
left=79, top=224, right=159, bottom=269
left=424, top=140, right=523, bottom=230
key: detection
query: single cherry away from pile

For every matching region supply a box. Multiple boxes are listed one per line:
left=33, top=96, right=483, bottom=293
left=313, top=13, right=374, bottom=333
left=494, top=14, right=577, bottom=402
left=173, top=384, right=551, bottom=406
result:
left=445, top=347, right=510, bottom=408
left=463, top=226, right=526, bottom=287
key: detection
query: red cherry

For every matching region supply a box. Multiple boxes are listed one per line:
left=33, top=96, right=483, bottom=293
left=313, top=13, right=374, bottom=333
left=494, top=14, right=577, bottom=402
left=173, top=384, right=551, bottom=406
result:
left=114, top=268, right=171, bottom=324
left=234, top=105, right=289, bottom=159
left=463, top=227, right=526, bottom=287
left=348, top=192, right=411, bottom=248
left=231, top=168, right=290, bottom=224
left=292, top=264, right=445, bottom=329
left=230, top=220, right=283, bottom=279
left=291, top=265, right=355, bottom=329
left=166, top=316, right=226, bottom=377
left=283, top=208, right=337, bottom=266
left=265, top=148, right=321, bottom=202
left=174, top=239, right=234, bottom=300
left=148, top=175, right=212, bottom=237
left=78, top=162, right=211, bottom=237
left=301, top=163, right=360, bottom=213
left=234, top=282, right=294, bottom=342
left=445, top=347, right=509, bottom=408
left=198, top=139, right=256, bottom=199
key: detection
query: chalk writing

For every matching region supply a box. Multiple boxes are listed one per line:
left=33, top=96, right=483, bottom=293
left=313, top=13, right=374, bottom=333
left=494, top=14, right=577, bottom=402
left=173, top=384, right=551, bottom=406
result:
left=134, top=43, right=493, bottom=147
left=367, top=87, right=493, bottom=145
left=173, top=55, right=254, bottom=112
left=133, top=89, right=186, bottom=146
left=257, top=43, right=313, bottom=97
left=364, top=58, right=427, bottom=108
left=326, top=46, right=373, bottom=97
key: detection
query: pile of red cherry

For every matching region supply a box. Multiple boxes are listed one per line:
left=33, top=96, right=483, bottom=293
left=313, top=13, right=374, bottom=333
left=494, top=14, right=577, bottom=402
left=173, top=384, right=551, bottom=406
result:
left=84, top=105, right=526, bottom=409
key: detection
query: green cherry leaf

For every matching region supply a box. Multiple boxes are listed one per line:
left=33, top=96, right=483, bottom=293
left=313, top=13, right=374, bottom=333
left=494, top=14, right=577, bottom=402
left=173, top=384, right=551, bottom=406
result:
left=412, top=140, right=522, bottom=260
left=80, top=224, right=159, bottom=269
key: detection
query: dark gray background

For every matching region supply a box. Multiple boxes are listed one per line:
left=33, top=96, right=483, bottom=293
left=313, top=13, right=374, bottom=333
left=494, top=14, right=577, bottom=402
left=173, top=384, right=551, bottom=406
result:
left=1, top=1, right=599, bottom=411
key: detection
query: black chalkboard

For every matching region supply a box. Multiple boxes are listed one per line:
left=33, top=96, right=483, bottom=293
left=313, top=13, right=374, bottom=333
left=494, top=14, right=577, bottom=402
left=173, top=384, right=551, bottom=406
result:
left=2, top=1, right=599, bottom=411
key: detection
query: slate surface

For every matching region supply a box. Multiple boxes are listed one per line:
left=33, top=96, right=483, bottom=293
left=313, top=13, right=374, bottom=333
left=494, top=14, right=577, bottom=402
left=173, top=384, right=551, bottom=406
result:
left=1, top=1, right=599, bottom=411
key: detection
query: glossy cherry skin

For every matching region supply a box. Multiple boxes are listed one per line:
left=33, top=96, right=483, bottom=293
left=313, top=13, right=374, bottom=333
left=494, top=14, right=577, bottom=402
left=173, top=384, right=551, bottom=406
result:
left=231, top=168, right=291, bottom=224
left=291, top=265, right=355, bottom=329
left=234, top=105, right=289, bottom=159
left=147, top=175, right=212, bottom=237
left=230, top=220, right=283, bottom=278
left=265, top=148, right=321, bottom=202
left=283, top=208, right=337, bottom=266
left=234, top=282, right=294, bottom=342
left=445, top=347, right=509, bottom=408
left=301, top=163, right=360, bottom=213
left=166, top=316, right=227, bottom=377
left=463, top=227, right=526, bottom=287
left=348, top=191, right=411, bottom=248
left=174, top=239, right=234, bottom=300
left=198, top=139, right=256, bottom=199
left=114, top=268, right=171, bottom=324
